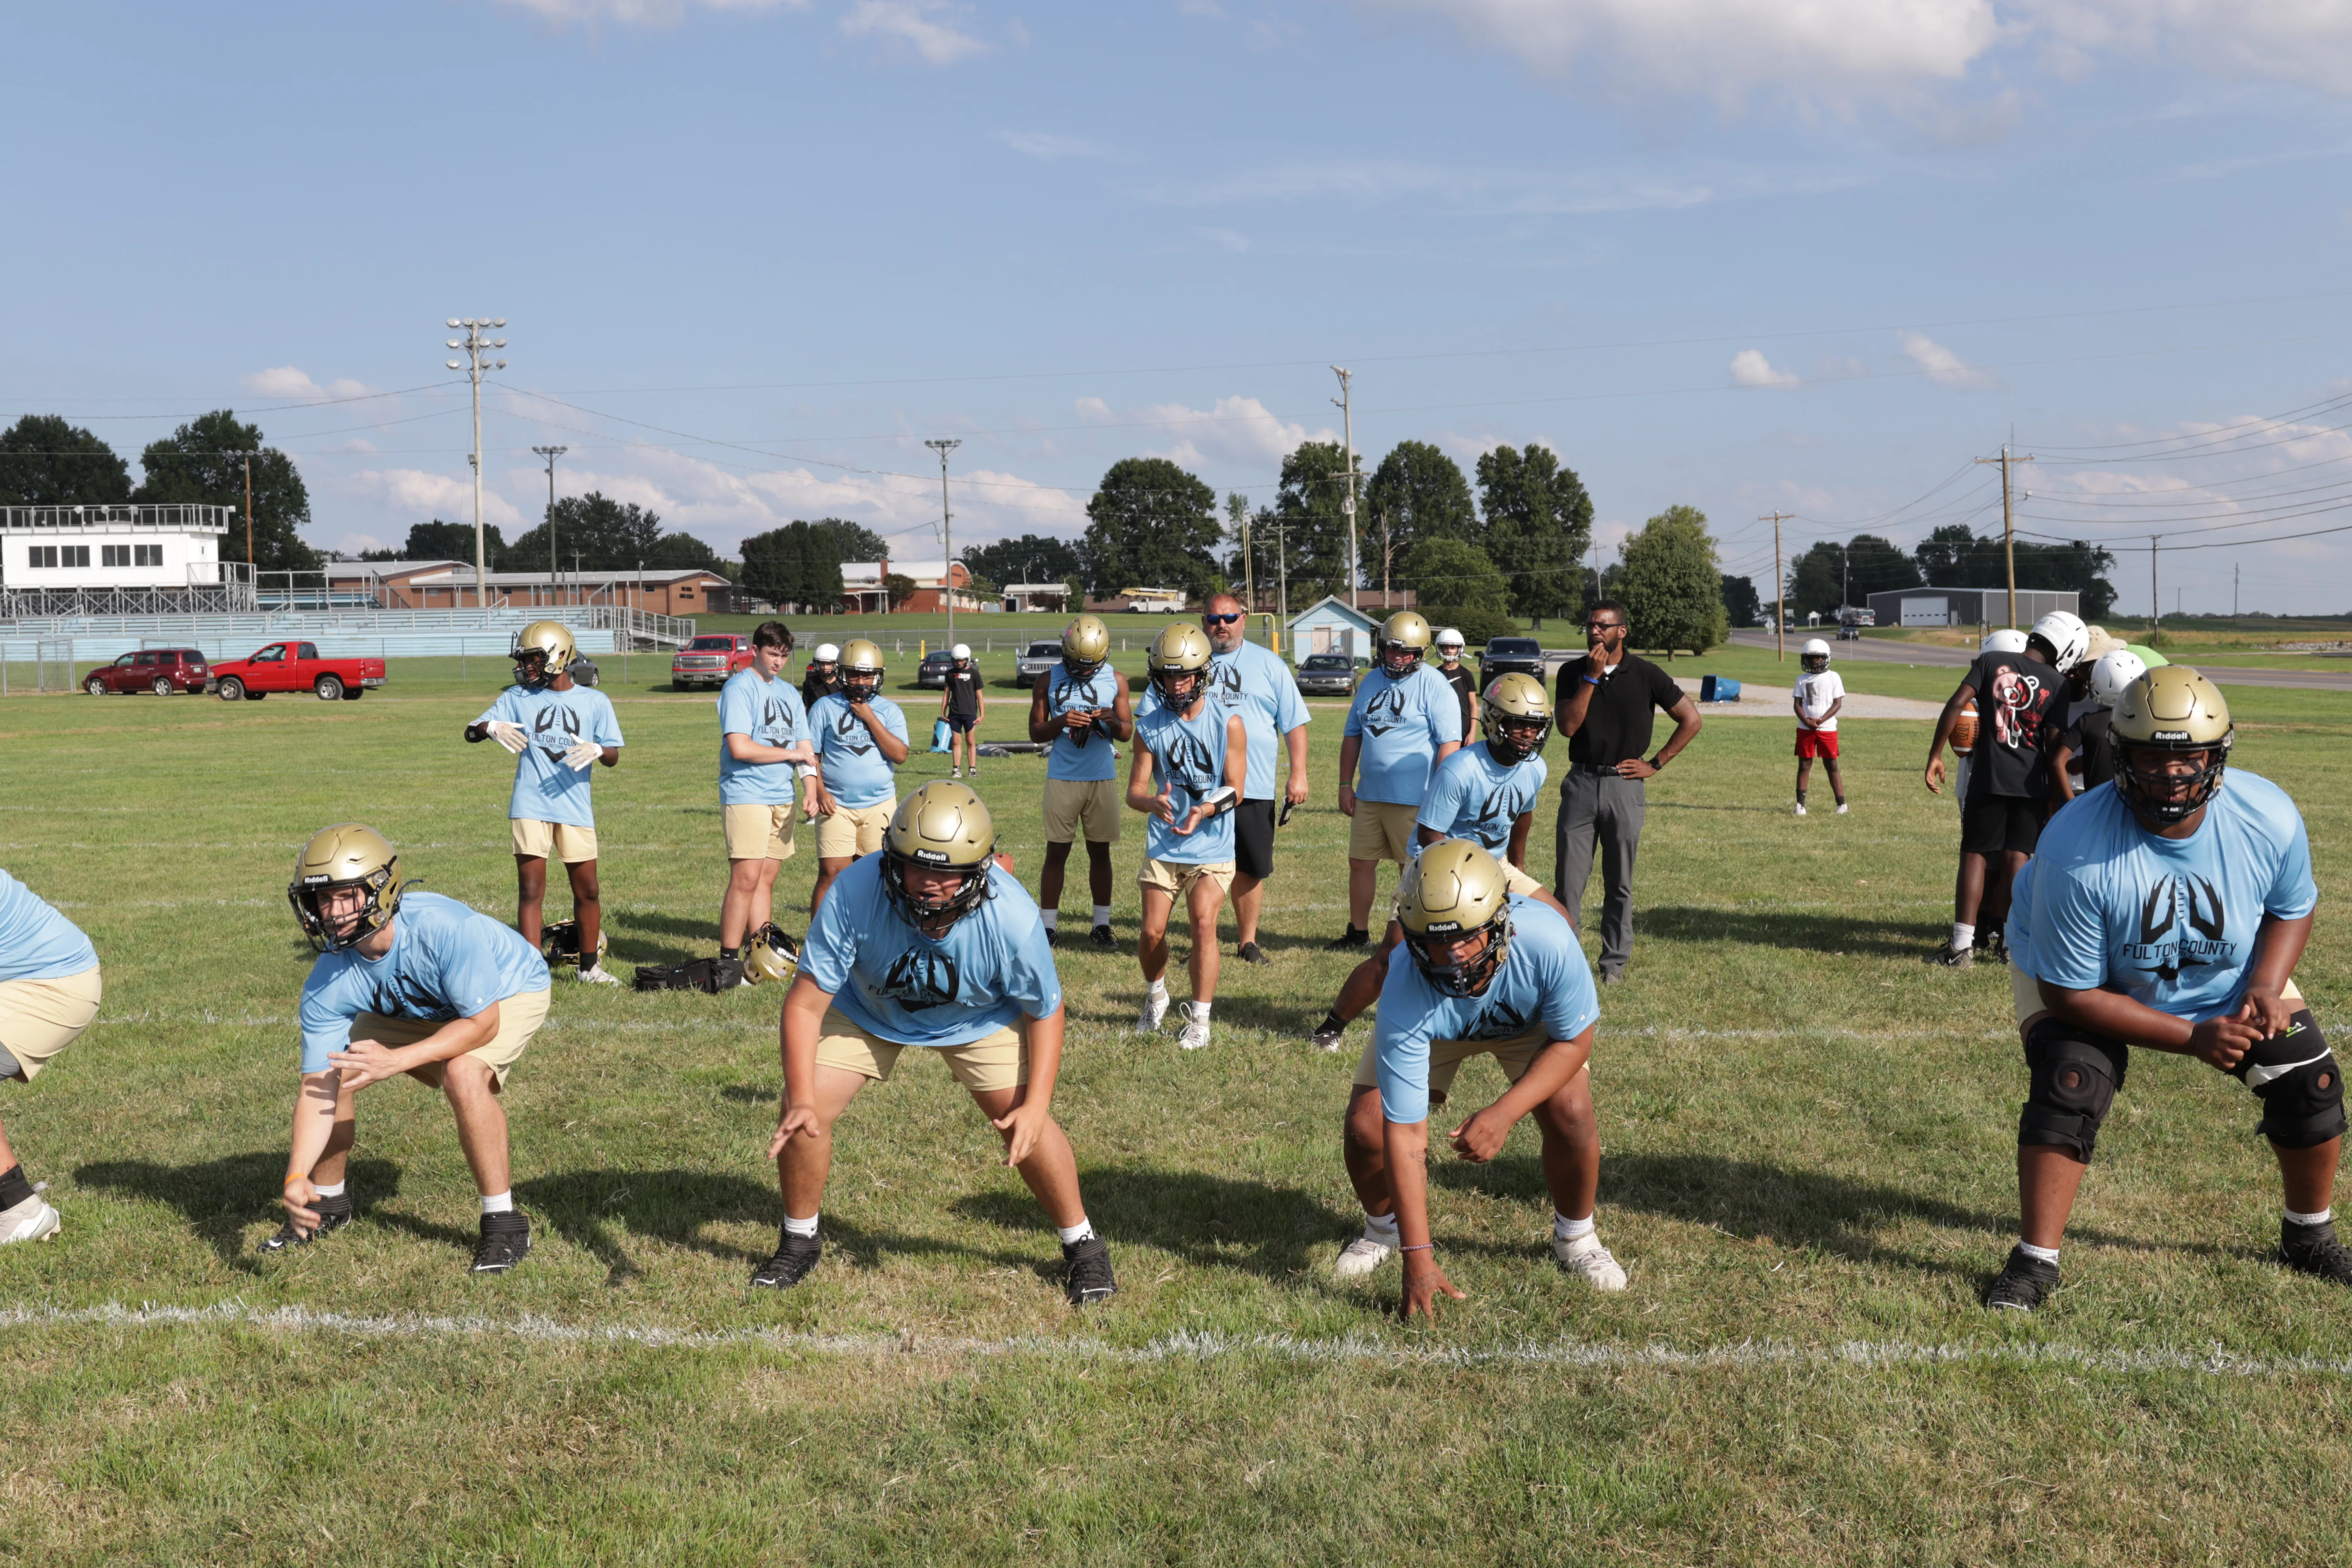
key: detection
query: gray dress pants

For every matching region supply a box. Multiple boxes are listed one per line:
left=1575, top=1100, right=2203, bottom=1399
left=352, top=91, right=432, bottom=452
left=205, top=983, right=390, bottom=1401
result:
left=1553, top=768, right=1644, bottom=978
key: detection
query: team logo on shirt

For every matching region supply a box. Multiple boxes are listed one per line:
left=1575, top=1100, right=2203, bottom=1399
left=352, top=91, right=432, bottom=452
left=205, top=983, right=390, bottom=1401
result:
left=1466, top=780, right=1534, bottom=849
left=1465, top=996, right=1532, bottom=1042
left=532, top=702, right=584, bottom=762
left=1361, top=683, right=1409, bottom=739
left=1161, top=730, right=1217, bottom=793
left=1987, top=666, right=2044, bottom=749
left=2127, top=874, right=2232, bottom=985
left=832, top=708, right=873, bottom=757
left=875, top=948, right=960, bottom=1011
left=1210, top=660, right=1244, bottom=708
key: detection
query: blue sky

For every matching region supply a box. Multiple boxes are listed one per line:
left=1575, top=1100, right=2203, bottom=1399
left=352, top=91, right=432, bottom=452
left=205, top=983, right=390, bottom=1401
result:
left=8, top=1, right=2352, bottom=613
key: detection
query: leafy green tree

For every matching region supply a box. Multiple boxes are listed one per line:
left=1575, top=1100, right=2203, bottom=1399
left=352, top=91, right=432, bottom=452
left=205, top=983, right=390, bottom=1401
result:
left=1910, top=524, right=2118, bottom=619
left=1720, top=574, right=1761, bottom=628
left=0, top=415, right=131, bottom=505
left=885, top=572, right=918, bottom=609
left=403, top=518, right=506, bottom=564
left=1617, top=505, right=1727, bottom=656
left=1078, top=457, right=1222, bottom=600
left=1366, top=441, right=1474, bottom=593
left=741, top=520, right=846, bottom=610
left=1786, top=541, right=1844, bottom=619
left=505, top=492, right=720, bottom=577
left=1403, top=537, right=1509, bottom=615
left=1844, top=533, right=1921, bottom=600
left=1271, top=441, right=1361, bottom=601
left=809, top=518, right=887, bottom=565
left=134, top=410, right=319, bottom=571
left=1473, top=443, right=1591, bottom=625
left=962, top=533, right=1080, bottom=589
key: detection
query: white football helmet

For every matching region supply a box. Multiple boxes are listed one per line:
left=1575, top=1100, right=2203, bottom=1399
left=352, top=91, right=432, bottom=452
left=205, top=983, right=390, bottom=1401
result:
left=1982, top=628, right=2029, bottom=655
left=2088, top=648, right=2147, bottom=710
left=951, top=643, right=972, bottom=661
left=812, top=642, right=840, bottom=663
left=1800, top=637, right=1831, bottom=673
left=2031, top=610, right=2089, bottom=671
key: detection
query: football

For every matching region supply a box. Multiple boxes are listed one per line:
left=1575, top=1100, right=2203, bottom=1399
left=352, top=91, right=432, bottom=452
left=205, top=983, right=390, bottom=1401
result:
left=1951, top=699, right=1979, bottom=754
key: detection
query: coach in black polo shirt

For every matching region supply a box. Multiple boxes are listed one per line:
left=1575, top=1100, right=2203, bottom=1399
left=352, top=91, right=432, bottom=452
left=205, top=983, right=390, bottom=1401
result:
left=1553, top=599, right=1702, bottom=982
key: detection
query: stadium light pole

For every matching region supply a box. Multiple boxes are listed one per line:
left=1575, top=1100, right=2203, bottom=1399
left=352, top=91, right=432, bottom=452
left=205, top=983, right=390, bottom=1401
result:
left=926, top=438, right=961, bottom=643
left=446, top=318, right=508, bottom=610
left=219, top=450, right=261, bottom=575
left=532, top=445, right=568, bottom=607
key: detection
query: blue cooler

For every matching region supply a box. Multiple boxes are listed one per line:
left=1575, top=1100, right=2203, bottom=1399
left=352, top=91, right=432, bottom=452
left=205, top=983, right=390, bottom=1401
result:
left=1700, top=675, right=1741, bottom=704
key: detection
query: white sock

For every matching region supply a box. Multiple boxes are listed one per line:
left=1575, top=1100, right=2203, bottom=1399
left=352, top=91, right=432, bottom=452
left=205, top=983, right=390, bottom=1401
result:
left=314, top=1180, right=347, bottom=1199
left=2287, top=1207, right=2334, bottom=1227
left=1364, top=1211, right=1399, bottom=1241
left=1042, top=909, right=1060, bottom=931
left=1056, top=1219, right=1096, bottom=1245
left=1147, top=977, right=1168, bottom=999
left=784, top=1212, right=820, bottom=1238
left=1188, top=1000, right=1211, bottom=1022
left=1093, top=904, right=1112, bottom=927
left=480, top=1191, right=514, bottom=1216
left=1553, top=1212, right=1596, bottom=1243
left=2018, top=1239, right=2060, bottom=1264
left=1952, top=922, right=1976, bottom=952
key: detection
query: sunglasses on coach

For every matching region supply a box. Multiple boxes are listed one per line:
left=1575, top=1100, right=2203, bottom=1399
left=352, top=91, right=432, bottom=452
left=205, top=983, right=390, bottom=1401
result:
left=1203, top=613, right=1243, bottom=624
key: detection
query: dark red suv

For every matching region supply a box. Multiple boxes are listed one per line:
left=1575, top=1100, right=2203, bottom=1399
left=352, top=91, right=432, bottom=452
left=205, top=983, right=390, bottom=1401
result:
left=83, top=648, right=212, bottom=696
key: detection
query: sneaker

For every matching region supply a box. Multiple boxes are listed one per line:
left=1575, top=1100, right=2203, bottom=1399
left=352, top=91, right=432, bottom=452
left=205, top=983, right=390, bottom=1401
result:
left=750, top=1227, right=822, bottom=1289
left=577, top=962, right=621, bottom=986
left=1310, top=1018, right=1347, bottom=1053
left=2280, top=1218, right=2352, bottom=1286
left=1135, top=989, right=1170, bottom=1033
left=1326, top=927, right=1368, bottom=952
left=1088, top=924, right=1117, bottom=949
left=1551, top=1231, right=1628, bottom=1291
left=1044, top=926, right=1061, bottom=947
left=1599, top=971, right=1624, bottom=985
left=1061, top=1234, right=1116, bottom=1306
left=1985, top=1244, right=2061, bottom=1310
left=259, top=1192, right=353, bottom=1254
left=0, top=1188, right=60, bottom=1245
left=951, top=768, right=962, bottom=779
left=470, top=1211, right=532, bottom=1274
left=1236, top=940, right=1269, bottom=965
left=1836, top=802, right=1849, bottom=815
left=1333, top=1234, right=1394, bottom=1278
left=1924, top=940, right=1975, bottom=969
left=1981, top=929, right=2009, bottom=964
left=1176, top=1002, right=1212, bottom=1051
left=1793, top=802, right=1808, bottom=817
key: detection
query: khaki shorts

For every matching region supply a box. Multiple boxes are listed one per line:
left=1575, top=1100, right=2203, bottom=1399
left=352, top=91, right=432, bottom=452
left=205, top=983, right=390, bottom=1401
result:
left=813, top=1006, right=1027, bottom=1093
left=723, top=802, right=798, bottom=862
left=1348, top=800, right=1420, bottom=864
left=1138, top=857, right=1235, bottom=898
left=513, top=819, right=599, bottom=863
left=1392, top=857, right=1542, bottom=923
left=2013, top=968, right=2305, bottom=1029
left=0, top=965, right=102, bottom=1082
left=352, top=987, right=551, bottom=1090
left=1350, top=1025, right=1564, bottom=1110
left=1042, top=777, right=1122, bottom=845
left=816, top=801, right=895, bottom=860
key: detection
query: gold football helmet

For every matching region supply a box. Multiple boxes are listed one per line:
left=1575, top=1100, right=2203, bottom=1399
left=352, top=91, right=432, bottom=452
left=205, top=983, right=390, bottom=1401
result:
left=288, top=823, right=405, bottom=953
left=743, top=922, right=799, bottom=984
left=1379, top=611, right=1434, bottom=677
left=540, top=919, right=609, bottom=969
left=882, top=780, right=998, bottom=926
left=1395, top=838, right=1514, bottom=997
left=1480, top=672, right=1552, bottom=766
left=2110, top=666, right=2232, bottom=823
left=1062, top=614, right=1111, bottom=678
left=1146, top=623, right=1213, bottom=708
left=839, top=638, right=885, bottom=702
left=512, top=620, right=579, bottom=688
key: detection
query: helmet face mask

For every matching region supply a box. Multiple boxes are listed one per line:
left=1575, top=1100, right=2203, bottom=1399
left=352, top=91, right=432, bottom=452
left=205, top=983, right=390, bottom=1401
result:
left=2110, top=666, right=2232, bottom=826
left=881, top=782, right=997, bottom=929
left=1480, top=673, right=1552, bottom=766
left=1147, top=624, right=1213, bottom=709
left=1396, top=840, right=1514, bottom=999
left=839, top=639, right=885, bottom=702
left=1800, top=637, right=1831, bottom=675
left=512, top=620, right=579, bottom=689
left=287, top=824, right=405, bottom=954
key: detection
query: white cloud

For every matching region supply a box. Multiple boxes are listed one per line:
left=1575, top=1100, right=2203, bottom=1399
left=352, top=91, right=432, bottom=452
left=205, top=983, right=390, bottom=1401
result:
left=839, top=0, right=986, bottom=64
left=495, top=0, right=799, bottom=24
left=242, top=366, right=376, bottom=402
left=340, top=468, right=526, bottom=528
left=994, top=130, right=1118, bottom=161
left=1074, top=395, right=1337, bottom=470
left=1729, top=348, right=1799, bottom=388
left=1899, top=331, right=1998, bottom=390
left=1148, top=158, right=1869, bottom=216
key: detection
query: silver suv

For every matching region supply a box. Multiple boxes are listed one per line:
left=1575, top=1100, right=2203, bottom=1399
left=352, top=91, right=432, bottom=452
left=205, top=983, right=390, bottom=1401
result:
left=1015, top=640, right=1066, bottom=688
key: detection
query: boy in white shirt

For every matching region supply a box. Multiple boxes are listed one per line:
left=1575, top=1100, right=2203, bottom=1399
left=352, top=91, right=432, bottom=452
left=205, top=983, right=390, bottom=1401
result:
left=1792, top=638, right=1846, bottom=817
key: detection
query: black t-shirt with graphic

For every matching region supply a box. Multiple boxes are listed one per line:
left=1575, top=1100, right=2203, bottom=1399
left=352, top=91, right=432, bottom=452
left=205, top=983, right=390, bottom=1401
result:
left=1961, top=648, right=2062, bottom=800
left=946, top=665, right=982, bottom=720
left=1440, top=664, right=1476, bottom=737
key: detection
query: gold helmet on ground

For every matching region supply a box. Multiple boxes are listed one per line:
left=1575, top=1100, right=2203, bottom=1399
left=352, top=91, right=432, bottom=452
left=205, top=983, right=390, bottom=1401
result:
left=287, top=823, right=405, bottom=953
left=839, top=639, right=885, bottom=702
left=540, top=920, right=609, bottom=969
left=512, top=620, right=579, bottom=687
left=882, top=780, right=998, bottom=926
left=1480, top=672, right=1553, bottom=766
left=743, top=922, right=799, bottom=984
left=1379, top=611, right=1434, bottom=677
left=1062, top=614, right=1111, bottom=678
left=1395, top=838, right=1515, bottom=998
left=1146, top=623, right=1214, bottom=708
left=2110, top=666, right=2233, bottom=824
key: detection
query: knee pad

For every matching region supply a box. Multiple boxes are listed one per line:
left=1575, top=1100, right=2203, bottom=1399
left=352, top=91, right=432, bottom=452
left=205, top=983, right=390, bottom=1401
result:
left=2240, top=1011, right=2347, bottom=1151
left=2019, top=1023, right=2126, bottom=1161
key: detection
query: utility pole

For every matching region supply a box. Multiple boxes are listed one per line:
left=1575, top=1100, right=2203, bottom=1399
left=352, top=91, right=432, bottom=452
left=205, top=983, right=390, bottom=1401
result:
left=1331, top=366, right=1358, bottom=612
left=1975, top=444, right=2034, bottom=628
left=1275, top=514, right=1289, bottom=632
left=532, top=446, right=567, bottom=605
left=445, top=318, right=507, bottom=610
left=1228, top=492, right=1255, bottom=614
left=1380, top=506, right=1392, bottom=605
left=2151, top=535, right=2161, bottom=632
left=1760, top=511, right=1793, bottom=661
left=2234, top=562, right=2240, bottom=618
left=220, top=450, right=262, bottom=575
left=925, top=438, right=961, bottom=643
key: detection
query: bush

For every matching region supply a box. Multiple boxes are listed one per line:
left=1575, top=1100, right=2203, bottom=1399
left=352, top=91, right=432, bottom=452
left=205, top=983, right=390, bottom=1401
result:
left=1419, top=602, right=1522, bottom=647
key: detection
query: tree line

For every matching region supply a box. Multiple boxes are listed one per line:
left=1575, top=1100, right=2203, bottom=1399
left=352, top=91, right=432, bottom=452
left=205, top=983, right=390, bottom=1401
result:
left=0, top=411, right=320, bottom=570
left=1750, top=523, right=2120, bottom=622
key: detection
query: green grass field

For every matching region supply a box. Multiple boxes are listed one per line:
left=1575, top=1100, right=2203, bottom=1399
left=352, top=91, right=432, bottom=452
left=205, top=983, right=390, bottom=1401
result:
left=1, top=659, right=2347, bottom=1564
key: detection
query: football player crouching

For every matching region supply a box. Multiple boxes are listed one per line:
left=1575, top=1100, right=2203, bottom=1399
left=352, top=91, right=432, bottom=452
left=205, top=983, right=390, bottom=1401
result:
left=278, top=825, right=554, bottom=1272
left=1338, top=840, right=1624, bottom=1318
left=757, top=782, right=1115, bottom=1307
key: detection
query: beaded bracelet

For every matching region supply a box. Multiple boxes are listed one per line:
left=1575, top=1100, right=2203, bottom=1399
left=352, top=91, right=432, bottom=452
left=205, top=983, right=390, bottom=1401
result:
left=1400, top=1242, right=1433, bottom=1253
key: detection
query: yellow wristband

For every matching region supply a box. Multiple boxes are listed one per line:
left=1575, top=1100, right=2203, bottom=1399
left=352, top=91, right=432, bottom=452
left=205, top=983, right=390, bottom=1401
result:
left=284, top=1171, right=308, bottom=1187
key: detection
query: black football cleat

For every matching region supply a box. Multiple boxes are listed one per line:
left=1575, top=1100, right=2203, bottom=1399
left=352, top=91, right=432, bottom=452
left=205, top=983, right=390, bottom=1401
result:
left=1236, top=941, right=1269, bottom=965
left=1325, top=927, right=1369, bottom=952
left=751, top=1228, right=822, bottom=1290
left=2281, top=1218, right=2352, bottom=1287
left=1088, top=924, right=1117, bottom=949
left=1061, top=1235, right=1116, bottom=1307
left=470, top=1211, right=532, bottom=1274
left=1985, top=1245, right=2060, bottom=1311
left=260, top=1193, right=354, bottom=1254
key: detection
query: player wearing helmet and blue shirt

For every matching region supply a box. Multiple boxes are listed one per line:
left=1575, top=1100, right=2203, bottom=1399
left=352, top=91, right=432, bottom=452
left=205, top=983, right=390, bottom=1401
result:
left=1030, top=613, right=1132, bottom=949
left=806, top=638, right=911, bottom=912
left=1333, top=611, right=1463, bottom=949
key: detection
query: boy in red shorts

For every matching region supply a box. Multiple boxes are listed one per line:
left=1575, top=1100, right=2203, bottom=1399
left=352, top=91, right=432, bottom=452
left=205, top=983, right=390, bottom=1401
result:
left=1793, top=637, right=1846, bottom=817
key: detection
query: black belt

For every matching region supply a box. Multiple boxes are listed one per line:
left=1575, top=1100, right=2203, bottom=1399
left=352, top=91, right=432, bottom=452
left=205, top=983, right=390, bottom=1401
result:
left=1568, top=762, right=1630, bottom=775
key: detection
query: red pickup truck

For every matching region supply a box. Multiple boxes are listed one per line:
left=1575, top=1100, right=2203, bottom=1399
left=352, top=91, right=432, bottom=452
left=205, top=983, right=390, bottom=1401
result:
left=671, top=633, right=755, bottom=690
left=211, top=642, right=387, bottom=702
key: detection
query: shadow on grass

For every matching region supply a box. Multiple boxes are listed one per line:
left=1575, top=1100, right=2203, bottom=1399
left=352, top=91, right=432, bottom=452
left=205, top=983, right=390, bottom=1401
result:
left=1635, top=905, right=1929, bottom=957
left=953, top=1164, right=1350, bottom=1283
left=75, top=1152, right=407, bottom=1276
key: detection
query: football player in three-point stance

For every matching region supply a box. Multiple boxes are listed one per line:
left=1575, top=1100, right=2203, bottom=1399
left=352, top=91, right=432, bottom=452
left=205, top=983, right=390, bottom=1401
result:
left=1332, top=611, right=1463, bottom=951
left=759, top=782, right=1115, bottom=1306
left=0, top=867, right=102, bottom=1243
left=1990, top=668, right=2348, bottom=1309
left=1338, top=840, right=1623, bottom=1317
left=717, top=621, right=816, bottom=983
left=277, top=825, right=554, bottom=1273
left=806, top=639, right=910, bottom=913
left=1029, top=614, right=1132, bottom=949
left=1127, top=624, right=1249, bottom=1053
left=465, top=620, right=625, bottom=983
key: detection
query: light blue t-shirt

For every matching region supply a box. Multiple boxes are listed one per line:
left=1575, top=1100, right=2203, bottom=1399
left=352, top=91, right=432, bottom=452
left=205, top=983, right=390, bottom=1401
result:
left=1343, top=663, right=1463, bottom=806
left=1416, top=742, right=1550, bottom=858
left=296, top=891, right=550, bottom=1073
left=1372, top=896, right=1600, bottom=1126
left=1207, top=639, right=1310, bottom=801
left=1042, top=664, right=1125, bottom=784
left=2022, top=770, right=2318, bottom=1023
left=474, top=684, right=625, bottom=828
left=809, top=692, right=909, bottom=810
left=800, top=856, right=1062, bottom=1047
left=0, top=868, right=98, bottom=982
left=2005, top=856, right=2042, bottom=980
left=1133, top=697, right=1238, bottom=865
left=717, top=668, right=809, bottom=807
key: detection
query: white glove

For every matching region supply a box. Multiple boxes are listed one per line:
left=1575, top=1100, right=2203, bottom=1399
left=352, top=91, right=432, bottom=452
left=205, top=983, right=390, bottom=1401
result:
left=487, top=721, right=528, bottom=755
left=561, top=740, right=604, bottom=771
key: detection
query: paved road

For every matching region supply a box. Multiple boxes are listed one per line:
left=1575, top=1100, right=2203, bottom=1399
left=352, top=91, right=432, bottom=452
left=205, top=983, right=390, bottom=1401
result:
left=1726, top=629, right=2352, bottom=693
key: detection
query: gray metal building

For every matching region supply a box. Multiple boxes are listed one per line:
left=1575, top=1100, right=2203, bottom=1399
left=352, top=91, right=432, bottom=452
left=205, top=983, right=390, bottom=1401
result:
left=1866, top=586, right=2078, bottom=630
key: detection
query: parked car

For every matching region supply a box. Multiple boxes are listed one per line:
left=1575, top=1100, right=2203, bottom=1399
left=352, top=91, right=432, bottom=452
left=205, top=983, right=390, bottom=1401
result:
left=1836, top=624, right=1863, bottom=641
left=567, top=656, right=602, bottom=688
left=1015, top=640, right=1065, bottom=688
left=1475, top=636, right=1548, bottom=690
left=1294, top=653, right=1359, bottom=696
left=671, top=633, right=753, bottom=690
left=81, top=647, right=211, bottom=696
left=210, top=642, right=386, bottom=702
left=916, top=649, right=956, bottom=689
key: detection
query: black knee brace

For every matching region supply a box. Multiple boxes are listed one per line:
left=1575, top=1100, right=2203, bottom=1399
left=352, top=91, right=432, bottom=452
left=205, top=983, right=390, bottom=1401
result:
left=2019, top=1021, right=2128, bottom=1162
left=2237, top=1010, right=2346, bottom=1151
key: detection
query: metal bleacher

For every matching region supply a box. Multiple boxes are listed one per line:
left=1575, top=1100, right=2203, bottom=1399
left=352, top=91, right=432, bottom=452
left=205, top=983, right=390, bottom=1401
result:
left=0, top=603, right=696, bottom=663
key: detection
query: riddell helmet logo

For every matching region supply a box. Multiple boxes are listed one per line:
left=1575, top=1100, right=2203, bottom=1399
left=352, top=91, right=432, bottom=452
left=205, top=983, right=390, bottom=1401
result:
left=2153, top=729, right=2189, bottom=741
